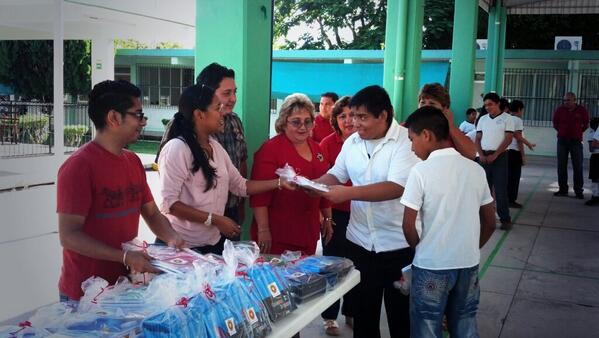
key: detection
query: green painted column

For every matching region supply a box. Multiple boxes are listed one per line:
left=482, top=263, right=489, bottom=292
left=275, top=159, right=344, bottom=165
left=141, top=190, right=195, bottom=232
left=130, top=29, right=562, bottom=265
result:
left=196, top=0, right=273, bottom=237
left=484, top=0, right=507, bottom=95
left=383, top=0, right=424, bottom=121
left=195, top=0, right=272, bottom=159
left=449, top=0, right=478, bottom=125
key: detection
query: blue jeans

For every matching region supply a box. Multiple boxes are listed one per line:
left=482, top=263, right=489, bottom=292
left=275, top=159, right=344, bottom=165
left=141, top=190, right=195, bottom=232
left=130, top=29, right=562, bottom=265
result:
left=410, top=265, right=480, bottom=338
left=557, top=138, right=584, bottom=195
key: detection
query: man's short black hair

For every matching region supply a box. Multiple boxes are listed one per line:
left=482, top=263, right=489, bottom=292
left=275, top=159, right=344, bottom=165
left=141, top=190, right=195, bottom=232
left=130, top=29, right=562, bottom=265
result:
left=509, top=99, right=524, bottom=113
left=196, top=62, right=235, bottom=89
left=590, top=117, right=599, bottom=131
left=483, top=92, right=501, bottom=103
left=466, top=108, right=477, bottom=116
left=321, top=92, right=339, bottom=102
left=499, top=98, right=509, bottom=111
left=349, top=85, right=393, bottom=126
left=405, top=106, right=449, bottom=141
left=88, top=80, right=141, bottom=130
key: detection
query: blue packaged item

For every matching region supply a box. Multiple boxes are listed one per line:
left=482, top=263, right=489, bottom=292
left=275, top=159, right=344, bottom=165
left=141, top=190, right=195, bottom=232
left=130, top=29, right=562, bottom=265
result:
left=57, top=312, right=141, bottom=337
left=277, top=266, right=327, bottom=304
left=243, top=263, right=296, bottom=322
left=294, top=256, right=354, bottom=288
left=189, top=284, right=249, bottom=338
left=142, top=302, right=207, bottom=338
left=219, top=279, right=271, bottom=338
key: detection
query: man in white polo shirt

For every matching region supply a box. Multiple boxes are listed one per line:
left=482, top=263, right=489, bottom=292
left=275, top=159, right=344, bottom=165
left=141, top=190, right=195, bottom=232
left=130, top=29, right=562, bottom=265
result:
left=315, top=85, right=420, bottom=338
left=401, top=106, right=496, bottom=338
left=476, top=92, right=515, bottom=230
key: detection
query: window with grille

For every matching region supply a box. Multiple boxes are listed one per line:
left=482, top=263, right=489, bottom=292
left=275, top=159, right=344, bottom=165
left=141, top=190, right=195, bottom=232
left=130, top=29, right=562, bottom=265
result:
left=137, top=65, right=194, bottom=107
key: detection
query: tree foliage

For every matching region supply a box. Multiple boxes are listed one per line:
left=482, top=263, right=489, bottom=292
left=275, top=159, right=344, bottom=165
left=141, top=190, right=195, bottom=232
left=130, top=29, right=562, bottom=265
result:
left=0, top=40, right=91, bottom=101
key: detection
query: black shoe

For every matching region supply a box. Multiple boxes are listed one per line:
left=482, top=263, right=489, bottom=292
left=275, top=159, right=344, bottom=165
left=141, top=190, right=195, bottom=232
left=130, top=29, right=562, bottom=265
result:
left=500, top=221, right=513, bottom=230
left=585, top=197, right=599, bottom=206
left=575, top=193, right=584, bottom=199
left=509, top=201, right=523, bottom=208
left=553, top=191, right=568, bottom=197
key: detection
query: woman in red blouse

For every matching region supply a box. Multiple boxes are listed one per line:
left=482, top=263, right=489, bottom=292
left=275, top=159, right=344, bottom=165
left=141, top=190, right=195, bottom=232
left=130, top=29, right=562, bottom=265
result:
left=251, top=93, right=333, bottom=255
left=319, top=96, right=356, bottom=335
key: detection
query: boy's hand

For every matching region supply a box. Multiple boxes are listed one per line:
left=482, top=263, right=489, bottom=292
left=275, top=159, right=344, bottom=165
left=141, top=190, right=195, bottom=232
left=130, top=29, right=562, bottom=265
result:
left=125, top=250, right=162, bottom=274
left=527, top=143, right=536, bottom=151
left=165, top=233, right=186, bottom=250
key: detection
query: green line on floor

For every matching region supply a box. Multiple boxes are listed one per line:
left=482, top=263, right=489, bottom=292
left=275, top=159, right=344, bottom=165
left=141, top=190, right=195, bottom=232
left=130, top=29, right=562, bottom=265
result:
left=479, top=170, right=547, bottom=280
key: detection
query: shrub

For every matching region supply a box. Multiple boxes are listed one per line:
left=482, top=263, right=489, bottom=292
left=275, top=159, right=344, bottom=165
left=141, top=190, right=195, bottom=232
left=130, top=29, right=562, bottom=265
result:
left=64, top=124, right=89, bottom=147
left=19, top=114, right=49, bottom=144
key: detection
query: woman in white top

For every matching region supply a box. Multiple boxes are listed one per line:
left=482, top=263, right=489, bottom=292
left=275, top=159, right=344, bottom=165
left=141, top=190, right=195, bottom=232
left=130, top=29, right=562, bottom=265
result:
left=157, top=84, right=293, bottom=254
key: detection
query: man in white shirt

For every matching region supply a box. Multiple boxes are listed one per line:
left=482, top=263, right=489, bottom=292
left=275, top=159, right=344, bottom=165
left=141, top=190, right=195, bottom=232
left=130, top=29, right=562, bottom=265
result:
left=476, top=93, right=515, bottom=230
left=459, top=108, right=477, bottom=134
left=507, top=100, right=536, bottom=208
left=401, top=106, right=496, bottom=338
left=315, top=85, right=420, bottom=338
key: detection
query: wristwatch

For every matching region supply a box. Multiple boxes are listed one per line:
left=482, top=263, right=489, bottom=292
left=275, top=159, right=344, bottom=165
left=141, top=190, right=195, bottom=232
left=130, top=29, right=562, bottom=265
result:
left=204, top=212, right=213, bottom=226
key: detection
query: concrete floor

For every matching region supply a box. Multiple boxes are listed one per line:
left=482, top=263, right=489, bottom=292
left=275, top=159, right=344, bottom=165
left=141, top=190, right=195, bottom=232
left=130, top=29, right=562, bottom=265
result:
left=1, top=155, right=598, bottom=337
left=299, top=155, right=599, bottom=338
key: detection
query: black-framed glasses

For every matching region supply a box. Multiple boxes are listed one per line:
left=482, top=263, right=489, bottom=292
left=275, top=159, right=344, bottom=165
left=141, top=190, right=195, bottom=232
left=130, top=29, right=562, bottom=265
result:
left=124, top=111, right=145, bottom=121
left=287, top=118, right=314, bottom=129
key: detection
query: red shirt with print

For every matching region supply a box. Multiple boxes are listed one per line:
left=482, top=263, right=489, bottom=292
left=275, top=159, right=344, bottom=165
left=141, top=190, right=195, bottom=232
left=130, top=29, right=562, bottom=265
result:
left=312, top=114, right=335, bottom=143
left=250, top=134, right=331, bottom=255
left=56, top=142, right=153, bottom=300
left=320, top=132, right=351, bottom=212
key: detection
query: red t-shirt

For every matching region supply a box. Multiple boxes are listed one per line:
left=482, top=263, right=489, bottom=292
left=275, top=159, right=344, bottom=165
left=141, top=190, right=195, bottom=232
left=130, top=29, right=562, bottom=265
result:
left=319, top=132, right=351, bottom=212
left=311, top=114, right=335, bottom=143
left=56, top=142, right=153, bottom=300
left=553, top=105, right=590, bottom=141
left=250, top=134, right=331, bottom=255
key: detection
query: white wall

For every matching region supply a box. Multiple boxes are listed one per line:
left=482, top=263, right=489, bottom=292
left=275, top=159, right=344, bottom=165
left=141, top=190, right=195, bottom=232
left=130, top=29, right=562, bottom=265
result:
left=525, top=125, right=593, bottom=159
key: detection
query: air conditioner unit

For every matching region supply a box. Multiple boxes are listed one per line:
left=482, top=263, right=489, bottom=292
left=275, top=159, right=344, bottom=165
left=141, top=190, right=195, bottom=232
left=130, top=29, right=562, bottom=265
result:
left=476, top=39, right=488, bottom=50
left=554, top=36, right=582, bottom=51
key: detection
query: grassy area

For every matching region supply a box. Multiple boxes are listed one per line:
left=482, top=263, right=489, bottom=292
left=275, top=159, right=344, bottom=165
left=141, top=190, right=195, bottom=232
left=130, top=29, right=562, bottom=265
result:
left=129, top=140, right=160, bottom=154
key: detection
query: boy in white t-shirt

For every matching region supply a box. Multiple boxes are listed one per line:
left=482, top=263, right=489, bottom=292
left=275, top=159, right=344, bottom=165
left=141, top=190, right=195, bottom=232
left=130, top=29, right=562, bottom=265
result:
left=401, top=106, right=496, bottom=338
left=459, top=108, right=477, bottom=134
left=507, top=100, right=536, bottom=208
left=586, top=118, right=599, bottom=206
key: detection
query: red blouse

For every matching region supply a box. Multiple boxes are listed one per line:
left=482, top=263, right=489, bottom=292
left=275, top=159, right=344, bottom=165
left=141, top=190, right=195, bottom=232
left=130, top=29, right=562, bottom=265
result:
left=250, top=134, right=331, bottom=255
left=319, top=132, right=351, bottom=212
left=311, top=114, right=335, bottom=142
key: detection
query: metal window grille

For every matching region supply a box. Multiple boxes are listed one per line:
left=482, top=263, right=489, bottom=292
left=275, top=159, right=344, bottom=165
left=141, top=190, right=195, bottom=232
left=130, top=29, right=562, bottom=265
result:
left=137, top=64, right=194, bottom=107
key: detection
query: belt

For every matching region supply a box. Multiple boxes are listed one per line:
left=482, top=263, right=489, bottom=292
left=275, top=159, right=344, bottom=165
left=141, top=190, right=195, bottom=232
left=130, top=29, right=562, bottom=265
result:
left=482, top=150, right=496, bottom=155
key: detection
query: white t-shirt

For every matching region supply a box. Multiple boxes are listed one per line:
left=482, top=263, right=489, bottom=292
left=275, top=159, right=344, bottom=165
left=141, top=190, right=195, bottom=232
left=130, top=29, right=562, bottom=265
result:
left=588, top=129, right=599, bottom=154
left=400, top=148, right=494, bottom=270
left=459, top=121, right=476, bottom=134
left=508, top=115, right=524, bottom=151
left=329, top=120, right=421, bottom=253
left=476, top=112, right=515, bottom=151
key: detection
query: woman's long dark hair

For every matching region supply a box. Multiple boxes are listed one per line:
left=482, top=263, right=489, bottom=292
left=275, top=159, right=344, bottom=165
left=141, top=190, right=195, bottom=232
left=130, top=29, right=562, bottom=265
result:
left=160, top=84, right=217, bottom=192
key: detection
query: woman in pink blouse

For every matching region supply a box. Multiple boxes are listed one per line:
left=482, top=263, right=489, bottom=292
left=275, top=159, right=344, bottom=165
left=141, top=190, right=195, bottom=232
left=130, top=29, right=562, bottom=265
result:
left=157, top=84, right=292, bottom=254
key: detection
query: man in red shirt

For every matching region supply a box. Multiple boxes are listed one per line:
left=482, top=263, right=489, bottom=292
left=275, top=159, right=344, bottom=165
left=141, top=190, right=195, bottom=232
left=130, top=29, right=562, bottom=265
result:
left=312, top=92, right=338, bottom=142
left=552, top=92, right=590, bottom=199
left=57, top=80, right=184, bottom=301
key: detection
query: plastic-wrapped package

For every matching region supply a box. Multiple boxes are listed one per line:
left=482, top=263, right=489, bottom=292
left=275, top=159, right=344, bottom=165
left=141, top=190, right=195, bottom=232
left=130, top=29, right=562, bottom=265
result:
left=28, top=302, right=76, bottom=333
left=242, top=263, right=296, bottom=322
left=275, top=163, right=329, bottom=192
left=55, top=312, right=142, bottom=338
left=142, top=302, right=207, bottom=338
left=277, top=267, right=327, bottom=304
left=78, top=276, right=153, bottom=317
left=293, top=256, right=354, bottom=289
left=280, top=250, right=302, bottom=263
left=0, top=322, right=51, bottom=337
left=123, top=240, right=203, bottom=275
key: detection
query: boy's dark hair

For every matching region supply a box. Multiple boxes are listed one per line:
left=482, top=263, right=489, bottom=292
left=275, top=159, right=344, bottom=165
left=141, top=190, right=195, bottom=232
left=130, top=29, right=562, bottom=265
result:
left=509, top=99, right=524, bottom=113
left=590, top=117, right=599, bottom=131
left=405, top=106, right=449, bottom=141
left=331, top=96, right=351, bottom=135
left=466, top=108, right=477, bottom=116
left=321, top=92, right=339, bottom=102
left=196, top=62, right=235, bottom=89
left=499, top=98, right=509, bottom=111
left=419, top=83, right=450, bottom=108
left=483, top=92, right=501, bottom=103
left=88, top=80, right=141, bottom=130
left=349, top=85, right=394, bottom=126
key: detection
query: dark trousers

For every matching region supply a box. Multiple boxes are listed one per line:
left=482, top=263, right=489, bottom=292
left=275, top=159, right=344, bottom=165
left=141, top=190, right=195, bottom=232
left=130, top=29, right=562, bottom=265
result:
left=557, top=138, right=584, bottom=195
left=482, top=151, right=511, bottom=223
left=347, top=240, right=414, bottom=338
left=321, top=209, right=354, bottom=320
left=507, top=149, right=523, bottom=203
left=223, top=205, right=241, bottom=241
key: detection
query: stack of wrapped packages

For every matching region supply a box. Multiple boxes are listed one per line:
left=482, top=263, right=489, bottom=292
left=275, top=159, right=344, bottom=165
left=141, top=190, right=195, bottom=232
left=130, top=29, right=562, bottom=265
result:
left=0, top=240, right=354, bottom=338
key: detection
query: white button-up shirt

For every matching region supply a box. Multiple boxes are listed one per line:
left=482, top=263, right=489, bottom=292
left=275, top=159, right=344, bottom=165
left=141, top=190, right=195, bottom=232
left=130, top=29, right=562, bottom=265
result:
left=328, top=120, right=421, bottom=253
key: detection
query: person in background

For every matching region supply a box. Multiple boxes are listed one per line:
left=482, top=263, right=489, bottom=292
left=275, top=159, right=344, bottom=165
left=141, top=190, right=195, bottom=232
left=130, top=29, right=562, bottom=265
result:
left=417, top=83, right=477, bottom=160
left=401, top=106, right=495, bottom=338
left=552, top=92, right=590, bottom=199
left=250, top=93, right=333, bottom=255
left=312, top=92, right=339, bottom=142
left=585, top=118, right=599, bottom=206
left=157, top=84, right=293, bottom=254
left=507, top=100, right=536, bottom=208
left=57, top=80, right=185, bottom=302
left=319, top=96, right=356, bottom=335
left=459, top=108, right=478, bottom=134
